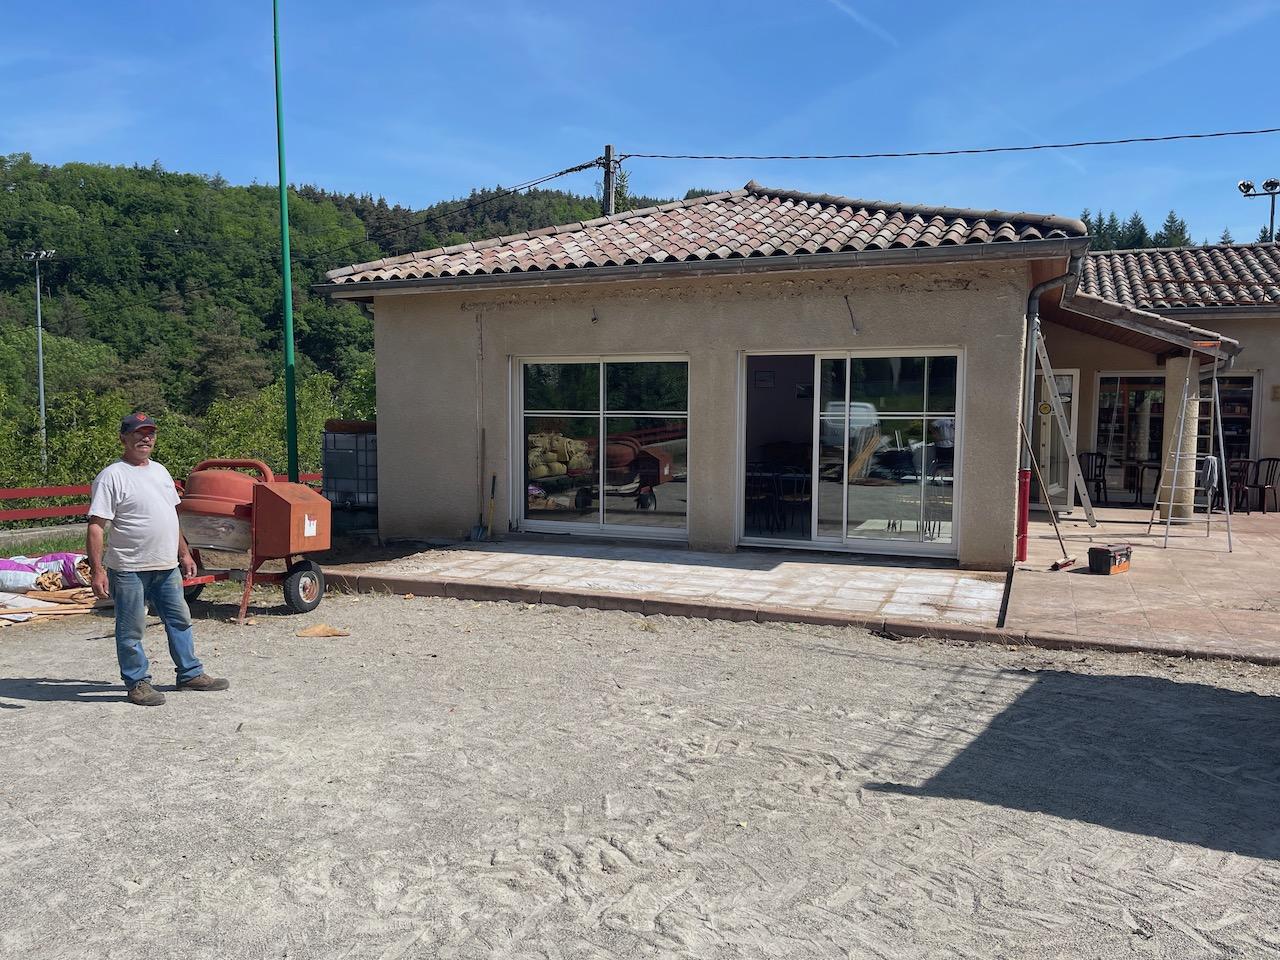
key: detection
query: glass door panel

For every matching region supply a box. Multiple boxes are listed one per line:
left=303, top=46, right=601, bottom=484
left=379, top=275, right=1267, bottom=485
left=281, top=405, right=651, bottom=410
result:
left=743, top=355, right=815, bottom=540
left=1031, top=371, right=1078, bottom=511
left=1200, top=374, right=1255, bottom=462
left=1096, top=375, right=1164, bottom=503
left=522, top=359, right=688, bottom=533
left=846, top=417, right=924, bottom=540
left=744, top=352, right=958, bottom=548
left=525, top=415, right=599, bottom=522
left=923, top=417, right=955, bottom=542
left=816, top=416, right=846, bottom=539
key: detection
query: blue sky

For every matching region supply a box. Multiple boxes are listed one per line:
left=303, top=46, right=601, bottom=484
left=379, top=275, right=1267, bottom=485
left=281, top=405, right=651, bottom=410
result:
left=6, top=1, right=1280, bottom=243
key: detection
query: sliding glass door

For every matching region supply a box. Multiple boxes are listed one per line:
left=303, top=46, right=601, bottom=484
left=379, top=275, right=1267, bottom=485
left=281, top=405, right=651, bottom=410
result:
left=743, top=352, right=960, bottom=551
left=520, top=358, right=689, bottom=535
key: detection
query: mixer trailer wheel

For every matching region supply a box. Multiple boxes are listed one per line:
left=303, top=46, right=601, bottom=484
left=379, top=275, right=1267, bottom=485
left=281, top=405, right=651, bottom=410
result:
left=283, top=559, right=325, bottom=613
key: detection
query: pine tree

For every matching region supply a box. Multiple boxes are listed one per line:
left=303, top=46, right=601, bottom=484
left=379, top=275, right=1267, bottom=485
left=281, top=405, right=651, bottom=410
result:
left=1080, top=208, right=1095, bottom=238
left=1118, top=212, right=1150, bottom=249
left=1152, top=210, right=1192, bottom=247
left=1103, top=212, right=1122, bottom=250
left=1257, top=224, right=1274, bottom=243
left=1219, top=227, right=1234, bottom=245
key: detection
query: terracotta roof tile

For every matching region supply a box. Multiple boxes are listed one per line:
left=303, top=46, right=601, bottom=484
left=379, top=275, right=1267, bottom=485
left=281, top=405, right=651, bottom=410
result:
left=325, top=182, right=1085, bottom=285
left=1081, top=243, right=1280, bottom=309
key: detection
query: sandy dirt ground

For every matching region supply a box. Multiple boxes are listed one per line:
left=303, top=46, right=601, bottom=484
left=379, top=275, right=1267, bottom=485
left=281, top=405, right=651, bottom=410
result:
left=1, top=590, right=1279, bottom=959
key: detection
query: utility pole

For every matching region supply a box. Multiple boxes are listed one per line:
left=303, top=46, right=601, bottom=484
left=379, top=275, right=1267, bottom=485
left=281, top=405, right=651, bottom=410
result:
left=273, top=0, right=299, bottom=482
left=602, top=144, right=616, bottom=216
left=22, top=249, right=55, bottom=474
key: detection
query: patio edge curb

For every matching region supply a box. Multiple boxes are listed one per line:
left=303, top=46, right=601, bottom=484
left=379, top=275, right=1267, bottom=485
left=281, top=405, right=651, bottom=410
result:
left=325, top=569, right=1280, bottom=668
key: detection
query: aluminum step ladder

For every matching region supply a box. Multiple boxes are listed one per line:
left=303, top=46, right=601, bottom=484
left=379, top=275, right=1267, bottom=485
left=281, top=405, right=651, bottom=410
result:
left=1146, top=347, right=1234, bottom=551
left=1034, top=329, right=1098, bottom=527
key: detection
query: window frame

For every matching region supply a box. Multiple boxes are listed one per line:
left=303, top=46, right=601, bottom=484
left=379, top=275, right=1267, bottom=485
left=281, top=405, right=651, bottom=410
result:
left=737, top=347, right=965, bottom=558
left=514, top=355, right=691, bottom=539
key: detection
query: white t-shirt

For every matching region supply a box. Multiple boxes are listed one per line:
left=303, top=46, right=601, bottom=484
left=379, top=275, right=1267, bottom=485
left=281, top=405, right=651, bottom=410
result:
left=88, top=459, right=182, bottom=572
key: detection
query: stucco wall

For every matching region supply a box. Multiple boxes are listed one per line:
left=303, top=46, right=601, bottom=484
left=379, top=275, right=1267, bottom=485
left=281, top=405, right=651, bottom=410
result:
left=371, top=261, right=1034, bottom=569
left=1197, top=315, right=1280, bottom=462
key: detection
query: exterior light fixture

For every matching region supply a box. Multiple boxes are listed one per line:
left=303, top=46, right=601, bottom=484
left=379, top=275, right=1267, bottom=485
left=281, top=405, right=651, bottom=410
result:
left=1238, top=177, right=1280, bottom=240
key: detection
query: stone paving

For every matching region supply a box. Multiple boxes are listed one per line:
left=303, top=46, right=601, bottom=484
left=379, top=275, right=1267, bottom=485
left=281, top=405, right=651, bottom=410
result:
left=325, top=508, right=1280, bottom=664
left=328, top=539, right=1008, bottom=626
left=1008, top=508, right=1280, bottom=661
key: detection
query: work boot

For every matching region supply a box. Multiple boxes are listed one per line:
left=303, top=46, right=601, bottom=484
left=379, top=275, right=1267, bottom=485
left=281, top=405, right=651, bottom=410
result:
left=176, top=674, right=230, bottom=692
left=127, top=681, right=166, bottom=707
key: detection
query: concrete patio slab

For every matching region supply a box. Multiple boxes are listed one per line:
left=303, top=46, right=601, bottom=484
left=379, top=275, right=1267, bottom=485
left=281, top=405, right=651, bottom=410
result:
left=322, top=509, right=1280, bottom=666
left=325, top=538, right=1009, bottom=633
left=1007, top=508, right=1280, bottom=663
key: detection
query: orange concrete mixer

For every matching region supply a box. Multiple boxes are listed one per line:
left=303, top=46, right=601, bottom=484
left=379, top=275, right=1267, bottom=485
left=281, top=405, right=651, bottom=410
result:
left=178, top=459, right=331, bottom=622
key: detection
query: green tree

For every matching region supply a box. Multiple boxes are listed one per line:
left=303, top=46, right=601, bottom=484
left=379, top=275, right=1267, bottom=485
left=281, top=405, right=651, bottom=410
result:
left=1220, top=227, right=1234, bottom=245
left=1152, top=211, right=1192, bottom=247
left=1118, top=212, right=1150, bottom=249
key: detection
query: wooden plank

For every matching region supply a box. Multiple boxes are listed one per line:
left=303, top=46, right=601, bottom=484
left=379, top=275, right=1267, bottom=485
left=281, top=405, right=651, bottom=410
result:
left=0, top=605, right=96, bottom=616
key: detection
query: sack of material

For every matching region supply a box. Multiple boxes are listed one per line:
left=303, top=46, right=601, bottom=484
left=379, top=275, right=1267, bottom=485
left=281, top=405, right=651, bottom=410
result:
left=0, top=558, right=39, bottom=593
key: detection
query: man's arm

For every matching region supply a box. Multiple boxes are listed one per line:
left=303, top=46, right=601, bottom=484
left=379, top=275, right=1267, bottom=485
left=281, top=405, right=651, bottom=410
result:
left=178, top=530, right=196, bottom=578
left=87, top=517, right=109, bottom=599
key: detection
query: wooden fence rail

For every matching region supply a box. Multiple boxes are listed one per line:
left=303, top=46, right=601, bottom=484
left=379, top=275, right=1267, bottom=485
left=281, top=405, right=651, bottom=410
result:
left=0, top=473, right=321, bottom=523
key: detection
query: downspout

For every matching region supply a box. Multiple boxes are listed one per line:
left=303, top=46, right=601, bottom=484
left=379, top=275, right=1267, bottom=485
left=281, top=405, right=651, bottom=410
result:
left=1016, top=255, right=1081, bottom=562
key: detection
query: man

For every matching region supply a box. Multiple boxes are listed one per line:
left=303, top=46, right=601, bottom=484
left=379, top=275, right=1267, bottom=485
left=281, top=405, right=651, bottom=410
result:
left=88, top=412, right=229, bottom=707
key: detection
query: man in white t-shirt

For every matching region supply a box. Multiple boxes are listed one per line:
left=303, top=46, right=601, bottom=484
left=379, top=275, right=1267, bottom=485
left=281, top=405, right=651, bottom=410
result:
left=88, top=412, right=229, bottom=707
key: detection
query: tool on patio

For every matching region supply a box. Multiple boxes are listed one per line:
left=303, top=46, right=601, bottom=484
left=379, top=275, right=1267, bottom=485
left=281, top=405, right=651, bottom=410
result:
left=1019, top=423, right=1077, bottom=570
left=1146, top=342, right=1234, bottom=552
left=483, top=473, right=496, bottom=540
left=177, top=459, right=332, bottom=623
left=1087, top=543, right=1132, bottom=575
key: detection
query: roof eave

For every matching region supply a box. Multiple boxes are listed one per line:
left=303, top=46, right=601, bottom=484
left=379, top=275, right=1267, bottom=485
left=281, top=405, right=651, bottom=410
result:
left=315, top=236, right=1089, bottom=300
left=1062, top=291, right=1242, bottom=356
left=1148, top=304, right=1280, bottom=321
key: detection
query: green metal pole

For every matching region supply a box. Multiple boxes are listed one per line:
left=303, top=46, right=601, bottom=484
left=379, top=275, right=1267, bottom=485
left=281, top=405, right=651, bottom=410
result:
left=273, top=0, right=299, bottom=482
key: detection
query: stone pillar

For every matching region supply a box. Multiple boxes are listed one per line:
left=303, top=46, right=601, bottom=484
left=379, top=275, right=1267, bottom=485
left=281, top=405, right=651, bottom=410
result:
left=1159, top=356, right=1199, bottom=520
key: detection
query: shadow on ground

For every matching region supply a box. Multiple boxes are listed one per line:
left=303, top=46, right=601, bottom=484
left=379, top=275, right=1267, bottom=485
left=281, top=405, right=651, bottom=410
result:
left=871, top=669, right=1280, bottom=859
left=0, top=677, right=125, bottom=706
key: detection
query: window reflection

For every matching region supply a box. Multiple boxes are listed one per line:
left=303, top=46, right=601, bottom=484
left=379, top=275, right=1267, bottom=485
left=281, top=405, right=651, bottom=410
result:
left=524, top=363, right=598, bottom=411
left=606, top=362, right=688, bottom=412
left=846, top=418, right=925, bottom=540
left=525, top=416, right=598, bottom=522
left=850, top=357, right=926, bottom=413
left=603, top=417, right=688, bottom=527
left=523, top=361, right=689, bottom=531
left=924, top=417, right=955, bottom=542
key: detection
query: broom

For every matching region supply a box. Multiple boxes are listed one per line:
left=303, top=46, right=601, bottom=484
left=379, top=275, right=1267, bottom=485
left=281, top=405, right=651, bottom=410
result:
left=1019, top=423, right=1077, bottom=570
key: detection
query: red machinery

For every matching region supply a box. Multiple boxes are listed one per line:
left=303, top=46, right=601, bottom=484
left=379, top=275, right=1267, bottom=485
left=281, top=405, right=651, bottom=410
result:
left=177, top=459, right=331, bottom=622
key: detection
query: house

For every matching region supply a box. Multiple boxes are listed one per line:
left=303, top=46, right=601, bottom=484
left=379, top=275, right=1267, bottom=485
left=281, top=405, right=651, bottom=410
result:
left=1026, top=242, right=1276, bottom=513
left=318, top=183, right=1244, bottom=570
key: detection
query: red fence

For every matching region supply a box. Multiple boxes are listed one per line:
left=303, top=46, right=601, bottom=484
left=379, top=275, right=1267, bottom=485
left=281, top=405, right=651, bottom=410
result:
left=0, top=473, right=321, bottom=523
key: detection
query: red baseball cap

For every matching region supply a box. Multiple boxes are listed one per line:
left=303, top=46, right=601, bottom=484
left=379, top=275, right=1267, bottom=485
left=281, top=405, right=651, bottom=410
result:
left=119, top=412, right=158, bottom=434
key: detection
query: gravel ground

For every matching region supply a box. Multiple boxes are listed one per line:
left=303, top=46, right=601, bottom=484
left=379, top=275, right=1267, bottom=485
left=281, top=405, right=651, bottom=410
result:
left=2, top=590, right=1279, bottom=959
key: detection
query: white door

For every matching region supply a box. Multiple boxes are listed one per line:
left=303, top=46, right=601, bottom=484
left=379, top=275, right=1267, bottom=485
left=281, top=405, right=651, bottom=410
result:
left=1032, top=369, right=1079, bottom=512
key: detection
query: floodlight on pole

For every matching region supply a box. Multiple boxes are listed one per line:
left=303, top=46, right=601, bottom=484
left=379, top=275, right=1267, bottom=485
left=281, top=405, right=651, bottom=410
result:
left=1238, top=176, right=1280, bottom=240
left=22, top=249, right=55, bottom=474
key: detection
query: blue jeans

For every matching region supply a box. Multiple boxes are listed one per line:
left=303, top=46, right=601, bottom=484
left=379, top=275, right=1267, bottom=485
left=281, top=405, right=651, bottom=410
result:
left=109, top=567, right=204, bottom=689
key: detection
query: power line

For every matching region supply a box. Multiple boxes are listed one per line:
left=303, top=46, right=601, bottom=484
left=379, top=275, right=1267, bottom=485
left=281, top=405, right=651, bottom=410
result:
left=299, top=156, right=604, bottom=267
left=620, top=126, right=1280, bottom=161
